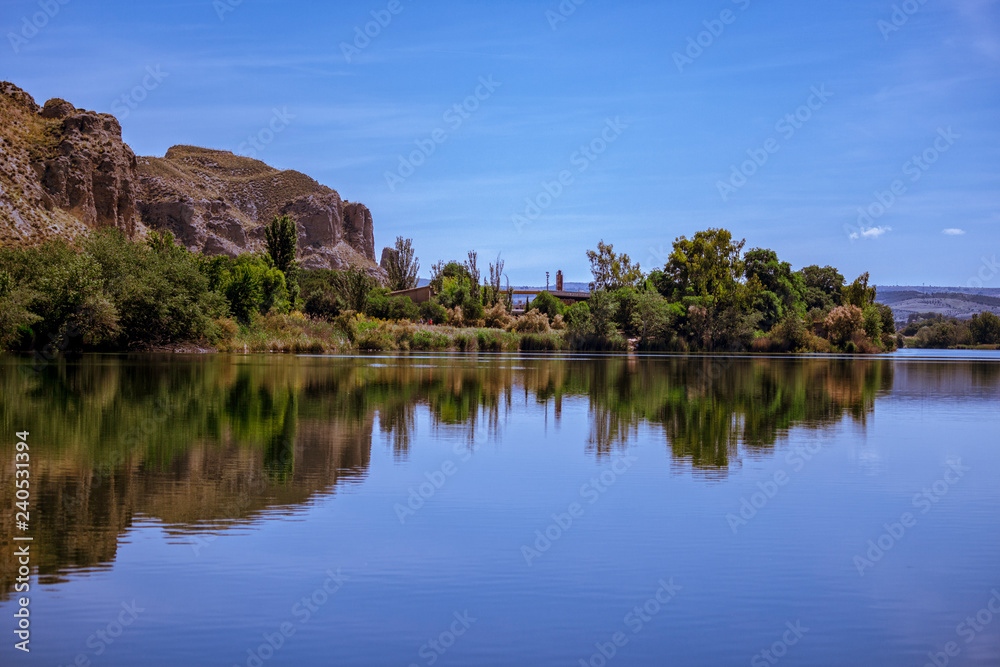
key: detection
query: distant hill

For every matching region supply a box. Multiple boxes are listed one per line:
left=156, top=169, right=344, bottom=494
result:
left=876, top=286, right=1000, bottom=323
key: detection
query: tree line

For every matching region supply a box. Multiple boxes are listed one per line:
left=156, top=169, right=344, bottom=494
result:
left=3, top=216, right=994, bottom=353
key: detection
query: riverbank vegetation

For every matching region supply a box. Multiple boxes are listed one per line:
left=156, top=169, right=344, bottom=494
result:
left=897, top=311, right=1000, bottom=349
left=1, top=219, right=995, bottom=355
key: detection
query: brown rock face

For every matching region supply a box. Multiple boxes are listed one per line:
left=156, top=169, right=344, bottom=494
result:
left=282, top=193, right=343, bottom=249
left=38, top=104, right=139, bottom=235
left=343, top=202, right=376, bottom=261
left=137, top=146, right=382, bottom=273
left=0, top=82, right=383, bottom=277
left=0, top=83, right=138, bottom=243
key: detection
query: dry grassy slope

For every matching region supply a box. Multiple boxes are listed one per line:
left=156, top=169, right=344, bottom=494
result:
left=140, top=145, right=333, bottom=222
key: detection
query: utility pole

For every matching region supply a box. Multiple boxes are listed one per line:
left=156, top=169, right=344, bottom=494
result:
left=546, top=272, right=550, bottom=291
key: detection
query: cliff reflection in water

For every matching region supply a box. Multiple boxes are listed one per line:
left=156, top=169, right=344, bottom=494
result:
left=0, top=353, right=897, bottom=597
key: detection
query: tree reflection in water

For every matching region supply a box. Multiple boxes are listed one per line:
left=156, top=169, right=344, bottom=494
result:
left=0, top=353, right=901, bottom=597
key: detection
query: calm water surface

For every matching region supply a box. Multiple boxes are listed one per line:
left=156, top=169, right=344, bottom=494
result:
left=1, top=352, right=999, bottom=666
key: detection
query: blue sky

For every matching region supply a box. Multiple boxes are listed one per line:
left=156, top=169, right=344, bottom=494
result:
left=3, top=0, right=999, bottom=286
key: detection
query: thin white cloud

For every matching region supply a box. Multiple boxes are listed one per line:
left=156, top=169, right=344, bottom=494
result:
left=942, top=228, right=966, bottom=235
left=849, top=226, right=892, bottom=241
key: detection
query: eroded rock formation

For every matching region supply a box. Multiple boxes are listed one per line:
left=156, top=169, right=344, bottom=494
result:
left=0, top=81, right=381, bottom=273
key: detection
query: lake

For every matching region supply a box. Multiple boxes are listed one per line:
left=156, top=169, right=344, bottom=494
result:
left=2, top=352, right=999, bottom=666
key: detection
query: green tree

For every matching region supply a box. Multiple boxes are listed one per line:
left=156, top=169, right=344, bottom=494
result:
left=743, top=248, right=804, bottom=330
left=430, top=260, right=475, bottom=293
left=0, top=270, right=40, bottom=348
left=217, top=256, right=289, bottom=323
left=384, top=236, right=420, bottom=292
left=632, top=291, right=681, bottom=346
left=653, top=228, right=745, bottom=300
left=264, top=215, right=298, bottom=274
left=264, top=214, right=300, bottom=306
left=969, top=311, right=1000, bottom=345
left=429, top=258, right=483, bottom=321
left=587, top=240, right=644, bottom=292
left=588, top=290, right=619, bottom=338
left=876, top=303, right=896, bottom=336
left=842, top=272, right=877, bottom=308
left=484, top=254, right=510, bottom=309
left=340, top=268, right=376, bottom=313
left=862, top=304, right=884, bottom=341
left=798, top=265, right=845, bottom=311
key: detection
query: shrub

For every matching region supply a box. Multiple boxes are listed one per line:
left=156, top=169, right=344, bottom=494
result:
left=419, top=300, right=448, bottom=324
left=805, top=333, right=832, bottom=353
left=355, top=322, right=396, bottom=351
left=483, top=302, right=515, bottom=329
left=476, top=329, right=504, bottom=352
left=214, top=317, right=239, bottom=342
left=304, top=289, right=344, bottom=319
left=825, top=305, right=864, bottom=347
left=333, top=310, right=360, bottom=342
left=446, top=306, right=465, bottom=327
left=913, top=321, right=971, bottom=349
left=411, top=328, right=450, bottom=350
left=454, top=331, right=476, bottom=351
left=2, top=229, right=227, bottom=349
left=527, top=291, right=566, bottom=319
left=366, top=289, right=419, bottom=321
left=768, top=314, right=809, bottom=352
left=567, top=332, right=628, bottom=352
left=0, top=272, right=39, bottom=349
left=862, top=304, right=884, bottom=341
left=214, top=255, right=289, bottom=322
left=511, top=309, right=551, bottom=334
left=519, top=332, right=564, bottom=351
left=564, top=302, right=591, bottom=334
left=434, top=274, right=483, bottom=321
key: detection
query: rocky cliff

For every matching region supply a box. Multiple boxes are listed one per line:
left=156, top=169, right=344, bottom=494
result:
left=0, top=82, right=380, bottom=272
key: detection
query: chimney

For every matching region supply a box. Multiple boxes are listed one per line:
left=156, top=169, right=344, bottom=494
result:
left=556, top=270, right=564, bottom=292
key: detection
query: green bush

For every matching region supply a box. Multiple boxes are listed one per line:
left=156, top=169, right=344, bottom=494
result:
left=862, top=304, right=884, bottom=341
left=564, top=301, right=591, bottom=333
left=0, top=229, right=227, bottom=349
left=434, top=276, right=483, bottom=322
left=365, top=289, right=419, bottom=321
left=411, top=328, right=450, bottom=350
left=527, top=291, right=566, bottom=319
left=611, top=287, right=639, bottom=336
left=476, top=329, right=503, bottom=352
left=767, top=314, right=809, bottom=353
left=419, top=300, right=448, bottom=324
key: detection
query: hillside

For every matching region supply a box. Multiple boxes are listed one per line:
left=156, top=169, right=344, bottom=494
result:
left=0, top=81, right=381, bottom=272
left=876, top=286, right=1000, bottom=323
